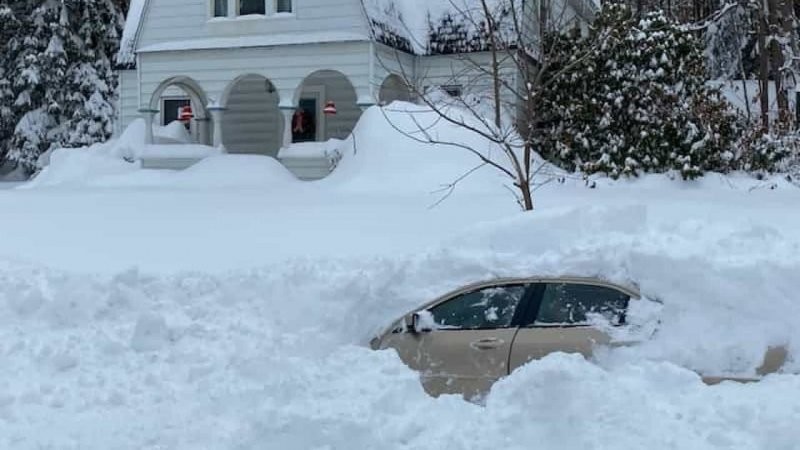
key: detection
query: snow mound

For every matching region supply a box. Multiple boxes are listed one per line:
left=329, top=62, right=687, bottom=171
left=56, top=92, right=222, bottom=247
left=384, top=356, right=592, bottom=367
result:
left=154, top=120, right=192, bottom=144
left=323, top=103, right=541, bottom=197
left=23, top=146, right=141, bottom=188
left=27, top=154, right=299, bottom=189
left=171, top=155, right=299, bottom=188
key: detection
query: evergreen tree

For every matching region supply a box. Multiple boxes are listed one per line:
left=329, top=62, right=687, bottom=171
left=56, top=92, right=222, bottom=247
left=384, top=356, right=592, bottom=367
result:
left=0, top=0, right=123, bottom=171
left=535, top=4, right=741, bottom=179
left=0, top=1, right=23, bottom=162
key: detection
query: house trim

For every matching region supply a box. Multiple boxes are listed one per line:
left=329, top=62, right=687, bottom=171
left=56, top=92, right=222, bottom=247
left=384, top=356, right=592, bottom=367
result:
left=136, top=32, right=369, bottom=54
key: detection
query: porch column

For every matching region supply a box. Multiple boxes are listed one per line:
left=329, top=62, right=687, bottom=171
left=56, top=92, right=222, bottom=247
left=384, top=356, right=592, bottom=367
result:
left=208, top=106, right=227, bottom=149
left=194, top=117, right=211, bottom=146
left=138, top=108, right=159, bottom=145
left=280, top=106, right=294, bottom=148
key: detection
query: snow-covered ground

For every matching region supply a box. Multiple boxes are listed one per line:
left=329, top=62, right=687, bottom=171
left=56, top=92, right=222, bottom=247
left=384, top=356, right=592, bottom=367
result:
left=1, top=105, right=799, bottom=449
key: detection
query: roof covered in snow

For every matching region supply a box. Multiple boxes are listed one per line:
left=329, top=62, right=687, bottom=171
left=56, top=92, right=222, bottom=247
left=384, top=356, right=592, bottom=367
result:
left=116, top=0, right=146, bottom=67
left=362, top=0, right=525, bottom=55
left=117, top=0, right=590, bottom=65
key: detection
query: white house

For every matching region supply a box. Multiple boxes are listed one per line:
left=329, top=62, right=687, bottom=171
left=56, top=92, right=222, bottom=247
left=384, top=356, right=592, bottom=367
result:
left=116, top=0, right=596, bottom=179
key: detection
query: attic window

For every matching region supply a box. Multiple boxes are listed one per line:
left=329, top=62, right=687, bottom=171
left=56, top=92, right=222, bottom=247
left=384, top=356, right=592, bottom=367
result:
left=213, top=0, right=228, bottom=17
left=276, top=0, right=292, bottom=13
left=239, top=0, right=265, bottom=15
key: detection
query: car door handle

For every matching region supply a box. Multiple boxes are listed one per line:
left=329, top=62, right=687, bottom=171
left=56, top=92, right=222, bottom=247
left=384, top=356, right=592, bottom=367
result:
left=470, top=337, right=505, bottom=350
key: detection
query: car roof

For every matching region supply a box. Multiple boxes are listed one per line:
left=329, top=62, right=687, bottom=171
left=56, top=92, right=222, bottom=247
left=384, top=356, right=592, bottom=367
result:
left=430, top=276, right=642, bottom=305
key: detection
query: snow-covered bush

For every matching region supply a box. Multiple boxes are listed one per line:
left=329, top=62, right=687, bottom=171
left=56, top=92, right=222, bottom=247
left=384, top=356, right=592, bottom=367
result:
left=535, top=4, right=742, bottom=179
left=0, top=1, right=123, bottom=171
left=738, top=123, right=800, bottom=176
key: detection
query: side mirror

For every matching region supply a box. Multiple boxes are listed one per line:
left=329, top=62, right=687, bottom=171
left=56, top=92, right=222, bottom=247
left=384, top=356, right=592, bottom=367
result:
left=407, top=312, right=432, bottom=334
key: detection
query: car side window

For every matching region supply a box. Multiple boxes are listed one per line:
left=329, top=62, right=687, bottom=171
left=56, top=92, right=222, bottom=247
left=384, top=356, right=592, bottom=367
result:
left=533, top=283, right=630, bottom=326
left=428, top=285, right=527, bottom=330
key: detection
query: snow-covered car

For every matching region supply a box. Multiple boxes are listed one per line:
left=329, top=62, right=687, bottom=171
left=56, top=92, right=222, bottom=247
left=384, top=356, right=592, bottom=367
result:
left=371, top=276, right=788, bottom=398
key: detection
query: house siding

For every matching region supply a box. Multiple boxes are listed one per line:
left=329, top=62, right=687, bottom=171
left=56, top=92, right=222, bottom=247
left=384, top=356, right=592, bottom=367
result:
left=373, top=43, right=416, bottom=100
left=117, top=69, right=140, bottom=135
left=417, top=52, right=519, bottom=118
left=137, top=41, right=373, bottom=109
left=137, top=0, right=370, bottom=51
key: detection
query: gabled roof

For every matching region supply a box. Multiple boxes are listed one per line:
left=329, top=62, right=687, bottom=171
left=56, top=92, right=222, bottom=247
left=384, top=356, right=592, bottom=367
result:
left=117, top=0, right=590, bottom=67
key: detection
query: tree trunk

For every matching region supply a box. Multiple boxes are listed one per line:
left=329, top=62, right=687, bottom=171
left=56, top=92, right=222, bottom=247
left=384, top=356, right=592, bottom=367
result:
left=481, top=0, right=503, bottom=129
left=768, top=0, right=789, bottom=121
left=758, top=4, right=771, bottom=131
left=519, top=182, right=534, bottom=210
left=779, top=0, right=800, bottom=126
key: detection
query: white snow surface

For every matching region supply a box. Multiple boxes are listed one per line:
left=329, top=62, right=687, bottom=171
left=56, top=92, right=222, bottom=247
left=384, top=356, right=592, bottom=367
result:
left=1, top=103, right=800, bottom=448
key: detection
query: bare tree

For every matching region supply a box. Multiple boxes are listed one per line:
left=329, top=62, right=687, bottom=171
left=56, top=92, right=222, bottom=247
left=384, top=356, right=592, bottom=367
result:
left=362, top=0, right=604, bottom=211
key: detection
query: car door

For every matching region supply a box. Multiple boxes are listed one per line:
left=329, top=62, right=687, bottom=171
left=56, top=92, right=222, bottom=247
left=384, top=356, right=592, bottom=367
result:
left=380, top=283, right=531, bottom=398
left=509, top=282, right=631, bottom=372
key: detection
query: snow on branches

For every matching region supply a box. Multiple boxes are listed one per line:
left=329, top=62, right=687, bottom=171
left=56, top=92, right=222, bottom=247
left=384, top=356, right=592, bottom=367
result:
left=535, top=4, right=741, bottom=179
left=0, top=0, right=123, bottom=171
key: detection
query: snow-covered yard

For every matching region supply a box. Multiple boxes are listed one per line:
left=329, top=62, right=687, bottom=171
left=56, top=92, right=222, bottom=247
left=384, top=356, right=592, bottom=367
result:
left=1, top=106, right=799, bottom=449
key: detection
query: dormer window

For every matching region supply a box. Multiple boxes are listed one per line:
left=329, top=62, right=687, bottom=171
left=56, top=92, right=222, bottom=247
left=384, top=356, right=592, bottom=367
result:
left=276, top=0, right=292, bottom=13
left=239, top=0, right=265, bottom=15
left=210, top=0, right=294, bottom=19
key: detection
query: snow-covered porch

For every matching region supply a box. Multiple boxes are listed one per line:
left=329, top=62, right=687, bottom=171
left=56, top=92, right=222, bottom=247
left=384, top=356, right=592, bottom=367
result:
left=130, top=42, right=385, bottom=180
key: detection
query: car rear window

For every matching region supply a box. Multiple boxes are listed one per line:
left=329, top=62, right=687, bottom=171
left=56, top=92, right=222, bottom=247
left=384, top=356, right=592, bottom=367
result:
left=533, top=283, right=630, bottom=326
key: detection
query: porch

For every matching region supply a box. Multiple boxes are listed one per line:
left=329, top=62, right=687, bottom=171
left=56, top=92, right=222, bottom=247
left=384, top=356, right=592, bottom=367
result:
left=135, top=43, right=412, bottom=180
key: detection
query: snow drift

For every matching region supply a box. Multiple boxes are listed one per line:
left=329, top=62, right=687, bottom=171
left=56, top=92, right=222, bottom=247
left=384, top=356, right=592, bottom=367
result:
left=3, top=98, right=800, bottom=449
left=0, top=202, right=799, bottom=449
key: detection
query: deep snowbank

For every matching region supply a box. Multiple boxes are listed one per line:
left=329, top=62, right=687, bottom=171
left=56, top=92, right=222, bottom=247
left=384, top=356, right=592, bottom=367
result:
left=24, top=103, right=535, bottom=200
left=0, top=203, right=798, bottom=449
left=321, top=103, right=544, bottom=197
left=3, top=101, right=800, bottom=448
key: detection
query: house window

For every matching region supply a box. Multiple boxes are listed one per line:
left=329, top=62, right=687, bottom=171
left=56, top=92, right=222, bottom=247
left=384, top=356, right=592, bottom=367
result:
left=162, top=98, right=192, bottom=127
left=213, top=0, right=228, bottom=16
left=239, top=0, right=265, bottom=15
left=276, top=0, right=292, bottom=13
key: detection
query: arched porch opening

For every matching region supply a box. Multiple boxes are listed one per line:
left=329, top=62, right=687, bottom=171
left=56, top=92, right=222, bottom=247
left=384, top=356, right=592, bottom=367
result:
left=292, top=70, right=359, bottom=143
left=220, top=74, right=282, bottom=157
left=147, top=76, right=211, bottom=145
left=379, top=74, right=413, bottom=106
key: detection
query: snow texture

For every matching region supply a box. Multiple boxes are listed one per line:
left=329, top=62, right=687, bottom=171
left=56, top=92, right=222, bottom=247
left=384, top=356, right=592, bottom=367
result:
left=1, top=101, right=799, bottom=449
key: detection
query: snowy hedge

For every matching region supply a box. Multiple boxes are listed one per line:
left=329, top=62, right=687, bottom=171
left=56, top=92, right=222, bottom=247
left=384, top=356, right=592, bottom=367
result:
left=535, top=5, right=743, bottom=179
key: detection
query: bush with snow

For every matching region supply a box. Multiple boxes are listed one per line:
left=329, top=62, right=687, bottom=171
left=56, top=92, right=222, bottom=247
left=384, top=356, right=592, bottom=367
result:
left=536, top=5, right=742, bottom=180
